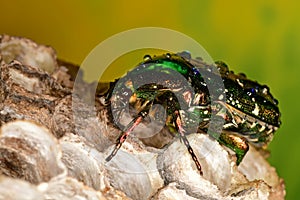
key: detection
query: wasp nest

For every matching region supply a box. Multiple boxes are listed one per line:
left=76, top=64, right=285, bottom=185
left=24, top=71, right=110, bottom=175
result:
left=0, top=35, right=285, bottom=200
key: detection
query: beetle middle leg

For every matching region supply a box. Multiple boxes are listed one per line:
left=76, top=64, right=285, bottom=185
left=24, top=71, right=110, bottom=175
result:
left=171, top=110, right=203, bottom=175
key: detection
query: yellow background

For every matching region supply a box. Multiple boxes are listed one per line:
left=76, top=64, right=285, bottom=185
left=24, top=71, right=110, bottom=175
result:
left=1, top=1, right=299, bottom=199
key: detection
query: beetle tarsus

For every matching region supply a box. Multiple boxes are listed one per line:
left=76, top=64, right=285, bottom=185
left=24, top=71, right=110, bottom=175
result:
left=105, top=115, right=144, bottom=162
left=174, top=111, right=203, bottom=175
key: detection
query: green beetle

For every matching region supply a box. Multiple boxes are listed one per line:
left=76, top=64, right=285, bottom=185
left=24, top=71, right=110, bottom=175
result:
left=104, top=52, right=281, bottom=175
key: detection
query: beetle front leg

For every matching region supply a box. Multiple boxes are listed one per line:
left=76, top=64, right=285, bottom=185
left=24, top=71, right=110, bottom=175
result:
left=105, top=111, right=147, bottom=162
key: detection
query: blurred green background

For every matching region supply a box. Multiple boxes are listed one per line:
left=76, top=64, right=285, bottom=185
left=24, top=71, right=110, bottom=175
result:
left=1, top=1, right=299, bottom=199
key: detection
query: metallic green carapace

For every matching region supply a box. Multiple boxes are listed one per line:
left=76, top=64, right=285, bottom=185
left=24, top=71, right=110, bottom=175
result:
left=104, top=52, right=281, bottom=175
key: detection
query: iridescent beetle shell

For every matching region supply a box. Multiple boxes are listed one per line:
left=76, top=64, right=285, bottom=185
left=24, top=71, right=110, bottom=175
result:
left=104, top=52, right=281, bottom=174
